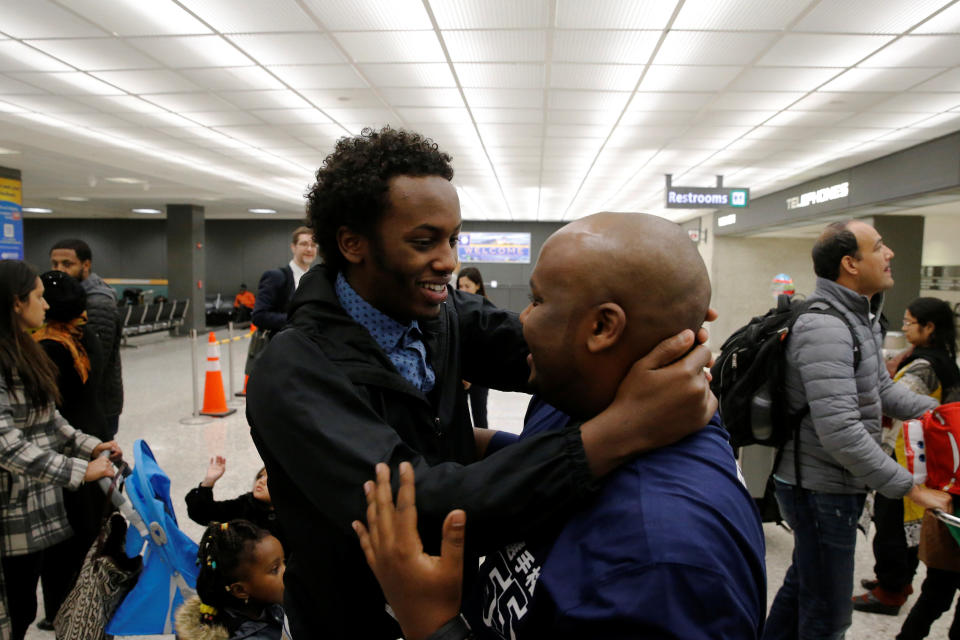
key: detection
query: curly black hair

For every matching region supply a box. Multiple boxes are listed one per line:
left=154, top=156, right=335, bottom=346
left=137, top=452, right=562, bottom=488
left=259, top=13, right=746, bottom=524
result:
left=305, top=126, right=455, bottom=275
left=195, top=519, right=270, bottom=626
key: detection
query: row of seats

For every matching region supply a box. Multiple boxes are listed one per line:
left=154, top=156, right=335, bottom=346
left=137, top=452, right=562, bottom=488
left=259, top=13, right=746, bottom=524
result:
left=121, top=299, right=189, bottom=340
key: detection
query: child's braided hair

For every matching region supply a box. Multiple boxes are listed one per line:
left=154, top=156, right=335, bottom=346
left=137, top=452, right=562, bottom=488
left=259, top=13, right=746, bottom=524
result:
left=194, top=519, right=270, bottom=625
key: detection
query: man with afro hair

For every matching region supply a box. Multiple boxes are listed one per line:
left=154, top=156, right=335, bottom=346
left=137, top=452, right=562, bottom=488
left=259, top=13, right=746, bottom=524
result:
left=247, top=126, right=716, bottom=639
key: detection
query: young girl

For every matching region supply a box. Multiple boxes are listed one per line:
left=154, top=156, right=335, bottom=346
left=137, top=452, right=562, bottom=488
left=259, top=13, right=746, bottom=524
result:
left=176, top=519, right=285, bottom=640
left=185, top=457, right=285, bottom=550
left=0, top=260, right=120, bottom=640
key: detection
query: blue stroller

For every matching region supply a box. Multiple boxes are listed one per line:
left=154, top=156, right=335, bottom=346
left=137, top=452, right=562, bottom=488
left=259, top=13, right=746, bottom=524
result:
left=103, top=439, right=200, bottom=635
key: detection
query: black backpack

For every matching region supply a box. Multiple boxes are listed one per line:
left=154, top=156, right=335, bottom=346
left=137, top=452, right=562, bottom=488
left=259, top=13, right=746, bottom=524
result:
left=711, top=294, right=861, bottom=450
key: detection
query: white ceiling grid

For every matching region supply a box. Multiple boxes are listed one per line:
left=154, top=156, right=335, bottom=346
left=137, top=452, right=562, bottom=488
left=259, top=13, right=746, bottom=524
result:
left=0, top=1, right=958, bottom=221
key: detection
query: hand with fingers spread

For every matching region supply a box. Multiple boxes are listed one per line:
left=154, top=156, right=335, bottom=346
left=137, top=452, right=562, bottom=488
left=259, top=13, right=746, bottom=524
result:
left=201, top=455, right=227, bottom=488
left=353, top=462, right=466, bottom=640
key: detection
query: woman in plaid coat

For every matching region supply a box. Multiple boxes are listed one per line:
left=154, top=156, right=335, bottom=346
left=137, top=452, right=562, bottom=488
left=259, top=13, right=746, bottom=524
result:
left=0, top=260, right=122, bottom=640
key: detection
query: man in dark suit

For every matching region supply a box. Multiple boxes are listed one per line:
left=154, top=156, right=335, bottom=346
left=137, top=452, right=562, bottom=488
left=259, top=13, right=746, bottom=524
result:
left=251, top=226, right=316, bottom=332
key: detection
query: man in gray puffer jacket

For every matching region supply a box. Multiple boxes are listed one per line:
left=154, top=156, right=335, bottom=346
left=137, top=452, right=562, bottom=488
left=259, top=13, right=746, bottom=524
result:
left=50, top=239, right=123, bottom=438
left=764, top=220, right=952, bottom=640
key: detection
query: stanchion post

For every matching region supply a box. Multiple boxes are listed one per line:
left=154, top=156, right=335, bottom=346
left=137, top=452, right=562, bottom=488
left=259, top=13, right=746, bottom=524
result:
left=179, top=328, right=212, bottom=425
left=226, top=322, right=235, bottom=397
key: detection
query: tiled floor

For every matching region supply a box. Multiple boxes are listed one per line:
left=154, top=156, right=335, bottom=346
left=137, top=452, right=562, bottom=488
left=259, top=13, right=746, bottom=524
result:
left=24, top=331, right=956, bottom=639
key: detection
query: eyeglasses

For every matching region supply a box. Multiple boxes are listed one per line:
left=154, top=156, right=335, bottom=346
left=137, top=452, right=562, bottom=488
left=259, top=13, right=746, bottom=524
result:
left=902, top=319, right=918, bottom=327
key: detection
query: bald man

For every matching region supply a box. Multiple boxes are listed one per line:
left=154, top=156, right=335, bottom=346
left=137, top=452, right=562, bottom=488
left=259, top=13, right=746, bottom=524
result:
left=467, top=213, right=767, bottom=640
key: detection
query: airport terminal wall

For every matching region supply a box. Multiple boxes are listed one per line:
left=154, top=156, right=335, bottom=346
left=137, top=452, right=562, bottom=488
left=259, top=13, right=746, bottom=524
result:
left=23, top=218, right=564, bottom=313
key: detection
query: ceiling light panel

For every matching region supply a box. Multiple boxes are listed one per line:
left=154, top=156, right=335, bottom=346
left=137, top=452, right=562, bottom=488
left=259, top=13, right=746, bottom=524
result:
left=228, top=34, right=345, bottom=66
left=472, top=108, right=542, bottom=124
left=360, top=63, right=455, bottom=87
left=129, top=36, right=252, bottom=68
left=548, top=109, right=619, bottom=125
left=552, top=30, right=660, bottom=65
left=218, top=90, right=310, bottom=110
left=910, top=111, right=960, bottom=128
left=822, top=67, right=944, bottom=92
left=336, top=32, right=445, bottom=64
left=455, top=63, right=544, bottom=89
left=377, top=87, right=462, bottom=108
left=711, top=91, right=804, bottom=111
left=551, top=64, right=642, bottom=91
left=27, top=39, right=159, bottom=71
left=656, top=31, right=778, bottom=66
left=8, top=71, right=122, bottom=95
left=548, top=90, right=628, bottom=111
left=911, top=68, right=960, bottom=91
left=397, top=107, right=471, bottom=124
left=57, top=0, right=211, bottom=35
left=250, top=109, right=332, bottom=125
left=0, top=74, right=45, bottom=94
left=556, top=0, right=676, bottom=29
left=267, top=64, right=367, bottom=90
left=697, top=110, right=777, bottom=126
left=629, top=92, right=715, bottom=111
left=431, top=0, right=550, bottom=29
left=442, top=30, right=546, bottom=63
left=728, top=66, right=842, bottom=92
left=57, top=112, right=136, bottom=128
left=142, top=92, right=235, bottom=112
left=92, top=70, right=198, bottom=93
left=640, top=66, right=743, bottom=92
left=303, top=0, right=430, bottom=30
left=1, top=0, right=107, bottom=38
left=180, top=67, right=283, bottom=91
left=178, top=0, right=313, bottom=33
left=758, top=35, right=895, bottom=67
left=838, top=111, right=930, bottom=128
left=791, top=91, right=889, bottom=112
left=322, top=106, right=397, bottom=124
left=886, top=92, right=960, bottom=113
left=862, top=35, right=960, bottom=67
left=619, top=110, right=698, bottom=126
left=673, top=0, right=809, bottom=30
left=298, top=88, right=383, bottom=108
left=2, top=95, right=94, bottom=113
left=461, top=88, right=542, bottom=108
left=764, top=110, right=854, bottom=127
left=793, top=0, right=948, bottom=34
left=914, top=2, right=960, bottom=33
left=0, top=41, right=72, bottom=72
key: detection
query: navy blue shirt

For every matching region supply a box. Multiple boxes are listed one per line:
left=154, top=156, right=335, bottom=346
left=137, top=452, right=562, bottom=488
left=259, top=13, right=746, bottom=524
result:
left=468, top=399, right=767, bottom=639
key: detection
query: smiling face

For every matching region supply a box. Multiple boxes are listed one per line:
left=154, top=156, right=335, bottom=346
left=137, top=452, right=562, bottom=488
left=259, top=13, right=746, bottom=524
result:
left=847, top=221, right=895, bottom=297
left=343, top=175, right=461, bottom=322
left=14, top=277, right=48, bottom=331
left=291, top=232, right=318, bottom=270
left=519, top=236, right=585, bottom=406
left=252, top=467, right=270, bottom=504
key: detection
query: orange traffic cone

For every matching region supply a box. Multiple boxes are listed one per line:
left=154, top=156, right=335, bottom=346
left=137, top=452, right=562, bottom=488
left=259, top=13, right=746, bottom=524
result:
left=235, top=375, right=248, bottom=398
left=201, top=332, right=236, bottom=417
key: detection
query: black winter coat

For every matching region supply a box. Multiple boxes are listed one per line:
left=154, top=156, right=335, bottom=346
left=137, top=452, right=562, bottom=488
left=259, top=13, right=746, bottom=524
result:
left=247, top=266, right=596, bottom=640
left=184, top=485, right=285, bottom=550
left=82, top=273, right=123, bottom=418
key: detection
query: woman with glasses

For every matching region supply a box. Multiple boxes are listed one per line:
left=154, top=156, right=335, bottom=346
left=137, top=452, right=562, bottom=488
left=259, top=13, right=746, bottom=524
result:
left=854, top=296, right=960, bottom=621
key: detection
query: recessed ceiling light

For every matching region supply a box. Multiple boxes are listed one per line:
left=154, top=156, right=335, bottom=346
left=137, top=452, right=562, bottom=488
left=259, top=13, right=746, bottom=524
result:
left=22, top=207, right=52, bottom=213
left=131, top=208, right=162, bottom=215
left=0, top=147, right=20, bottom=155
left=105, top=177, right=146, bottom=184
left=248, top=208, right=277, bottom=214
left=58, top=196, right=89, bottom=202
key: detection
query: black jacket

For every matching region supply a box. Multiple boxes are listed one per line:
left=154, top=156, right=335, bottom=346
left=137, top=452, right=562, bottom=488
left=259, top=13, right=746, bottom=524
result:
left=184, top=485, right=285, bottom=550
left=39, top=325, right=108, bottom=440
left=247, top=266, right=596, bottom=639
left=251, top=266, right=293, bottom=331
left=82, top=273, right=123, bottom=418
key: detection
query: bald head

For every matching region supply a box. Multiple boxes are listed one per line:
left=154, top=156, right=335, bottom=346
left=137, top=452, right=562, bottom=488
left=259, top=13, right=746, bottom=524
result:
left=540, top=212, right=711, bottom=359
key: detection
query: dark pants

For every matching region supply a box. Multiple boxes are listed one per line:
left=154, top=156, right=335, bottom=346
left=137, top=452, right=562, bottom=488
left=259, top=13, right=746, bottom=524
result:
left=873, top=491, right=920, bottom=592
left=468, top=385, right=489, bottom=430
left=2, top=540, right=75, bottom=640
left=898, top=568, right=960, bottom=640
left=106, top=414, right=120, bottom=439
left=763, top=480, right=866, bottom=640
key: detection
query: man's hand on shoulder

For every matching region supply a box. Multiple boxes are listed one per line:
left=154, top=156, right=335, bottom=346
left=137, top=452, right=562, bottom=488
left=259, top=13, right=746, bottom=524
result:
left=581, top=327, right=717, bottom=478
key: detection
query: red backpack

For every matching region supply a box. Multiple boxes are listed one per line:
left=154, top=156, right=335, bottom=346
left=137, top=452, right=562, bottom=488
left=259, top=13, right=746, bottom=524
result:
left=904, top=402, right=960, bottom=495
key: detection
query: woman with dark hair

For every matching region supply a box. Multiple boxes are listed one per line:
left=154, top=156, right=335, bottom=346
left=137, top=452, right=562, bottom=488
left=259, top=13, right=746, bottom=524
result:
left=0, top=260, right=120, bottom=640
left=31, top=270, right=109, bottom=630
left=855, top=296, right=960, bottom=618
left=457, top=267, right=489, bottom=429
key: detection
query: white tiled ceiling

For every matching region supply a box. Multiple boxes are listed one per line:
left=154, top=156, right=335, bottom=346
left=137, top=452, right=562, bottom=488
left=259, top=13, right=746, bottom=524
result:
left=1, top=0, right=960, bottom=222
